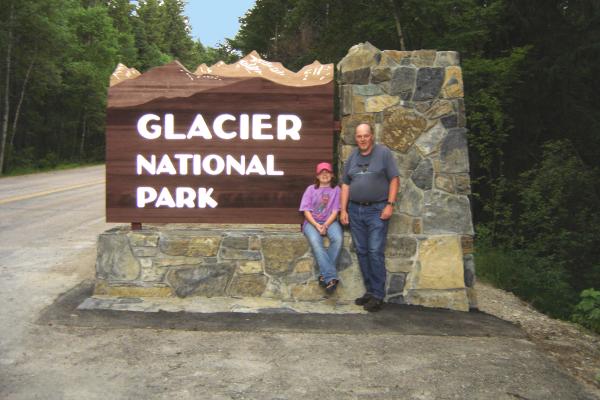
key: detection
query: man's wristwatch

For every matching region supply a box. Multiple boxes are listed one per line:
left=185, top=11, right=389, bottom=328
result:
left=386, top=201, right=394, bottom=206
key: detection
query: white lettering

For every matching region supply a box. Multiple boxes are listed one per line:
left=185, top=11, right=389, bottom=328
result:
left=136, top=187, right=157, bottom=207
left=155, top=187, right=176, bottom=208
left=173, top=153, right=193, bottom=175
left=156, top=154, right=177, bottom=175
left=176, top=187, right=196, bottom=208
left=252, top=114, right=273, bottom=140
left=136, top=153, right=287, bottom=176
left=226, top=155, right=245, bottom=175
left=239, top=114, right=250, bottom=140
left=266, top=155, right=284, bottom=175
left=137, top=186, right=218, bottom=208
left=137, top=113, right=303, bottom=141
left=164, top=114, right=186, bottom=139
left=193, top=154, right=202, bottom=175
left=246, top=155, right=267, bottom=175
left=136, top=154, right=156, bottom=175
left=137, top=114, right=161, bottom=139
left=213, top=114, right=237, bottom=139
left=198, top=187, right=218, bottom=208
left=202, top=154, right=225, bottom=175
left=186, top=114, right=212, bottom=139
left=277, top=115, right=301, bottom=140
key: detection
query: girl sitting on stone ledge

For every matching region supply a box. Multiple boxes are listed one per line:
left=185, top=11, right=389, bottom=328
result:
left=299, top=162, right=342, bottom=294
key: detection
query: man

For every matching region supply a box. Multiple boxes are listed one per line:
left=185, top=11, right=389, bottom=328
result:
left=340, top=123, right=400, bottom=312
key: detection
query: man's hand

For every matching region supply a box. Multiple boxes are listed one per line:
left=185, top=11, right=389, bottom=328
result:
left=340, top=210, right=349, bottom=225
left=340, top=184, right=350, bottom=226
left=380, top=204, right=393, bottom=220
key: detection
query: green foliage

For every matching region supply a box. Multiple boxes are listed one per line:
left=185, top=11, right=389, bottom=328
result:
left=161, top=0, right=196, bottom=67
left=190, top=41, right=240, bottom=68
left=572, top=289, right=600, bottom=334
left=476, top=244, right=576, bottom=318
left=229, top=0, right=406, bottom=69
left=477, top=140, right=600, bottom=320
left=5, top=146, right=83, bottom=174
left=106, top=0, right=138, bottom=65
left=517, top=140, right=600, bottom=293
left=463, top=47, right=530, bottom=245
left=2, top=161, right=93, bottom=177
left=134, top=0, right=170, bottom=69
left=133, top=0, right=201, bottom=70
left=0, top=0, right=214, bottom=174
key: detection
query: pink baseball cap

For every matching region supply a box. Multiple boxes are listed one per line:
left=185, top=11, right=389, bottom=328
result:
left=316, top=162, right=333, bottom=174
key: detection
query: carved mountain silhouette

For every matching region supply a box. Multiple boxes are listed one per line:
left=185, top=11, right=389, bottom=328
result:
left=108, top=55, right=333, bottom=108
left=110, top=63, right=141, bottom=87
left=110, top=51, right=333, bottom=88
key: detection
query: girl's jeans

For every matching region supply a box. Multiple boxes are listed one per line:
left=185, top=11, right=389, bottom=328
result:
left=303, top=221, right=343, bottom=283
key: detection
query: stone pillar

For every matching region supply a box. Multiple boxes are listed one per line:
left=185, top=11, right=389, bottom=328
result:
left=337, top=42, right=476, bottom=311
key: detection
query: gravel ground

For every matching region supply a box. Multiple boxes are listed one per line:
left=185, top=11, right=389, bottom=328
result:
left=476, top=281, right=600, bottom=397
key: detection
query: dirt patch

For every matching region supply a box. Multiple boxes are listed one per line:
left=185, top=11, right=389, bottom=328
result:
left=475, top=281, right=600, bottom=397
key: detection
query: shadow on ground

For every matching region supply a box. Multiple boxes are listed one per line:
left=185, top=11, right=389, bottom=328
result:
left=38, top=280, right=525, bottom=339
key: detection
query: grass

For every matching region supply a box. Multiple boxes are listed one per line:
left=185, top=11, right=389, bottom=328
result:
left=1, top=162, right=103, bottom=177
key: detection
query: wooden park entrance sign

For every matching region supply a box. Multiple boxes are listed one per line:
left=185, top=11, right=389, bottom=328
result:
left=96, top=44, right=475, bottom=312
left=106, top=52, right=334, bottom=223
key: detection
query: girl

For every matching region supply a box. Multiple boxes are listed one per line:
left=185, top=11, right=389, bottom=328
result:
left=299, top=162, right=343, bottom=294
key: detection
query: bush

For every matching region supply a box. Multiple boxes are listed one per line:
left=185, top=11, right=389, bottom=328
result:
left=476, top=140, right=600, bottom=322
left=38, top=152, right=60, bottom=169
left=572, top=289, right=600, bottom=334
left=475, top=245, right=576, bottom=319
left=9, top=146, right=36, bottom=169
left=517, top=140, right=600, bottom=294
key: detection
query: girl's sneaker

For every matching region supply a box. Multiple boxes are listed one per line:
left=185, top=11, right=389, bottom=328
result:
left=325, top=279, right=339, bottom=294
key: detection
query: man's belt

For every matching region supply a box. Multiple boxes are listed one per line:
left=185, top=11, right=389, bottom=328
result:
left=350, top=200, right=387, bottom=206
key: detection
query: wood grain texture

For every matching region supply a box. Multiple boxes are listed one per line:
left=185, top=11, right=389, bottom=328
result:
left=106, top=62, right=334, bottom=223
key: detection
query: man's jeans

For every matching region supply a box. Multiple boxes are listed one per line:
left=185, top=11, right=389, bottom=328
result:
left=303, top=221, right=343, bottom=283
left=348, top=202, right=389, bottom=299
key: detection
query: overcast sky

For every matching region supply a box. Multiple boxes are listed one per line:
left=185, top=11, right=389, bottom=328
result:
left=184, top=0, right=256, bottom=47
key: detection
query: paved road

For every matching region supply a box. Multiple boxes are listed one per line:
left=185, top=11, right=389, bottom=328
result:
left=0, top=165, right=115, bottom=366
left=0, top=166, right=597, bottom=400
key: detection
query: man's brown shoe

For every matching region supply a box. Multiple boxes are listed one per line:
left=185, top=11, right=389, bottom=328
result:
left=363, top=297, right=383, bottom=312
left=354, top=293, right=372, bottom=306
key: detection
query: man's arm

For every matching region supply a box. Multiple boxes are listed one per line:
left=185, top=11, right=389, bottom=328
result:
left=380, top=176, right=399, bottom=220
left=340, top=183, right=350, bottom=225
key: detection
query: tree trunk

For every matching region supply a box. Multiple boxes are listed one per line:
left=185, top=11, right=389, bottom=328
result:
left=9, top=56, right=35, bottom=148
left=0, top=3, right=14, bottom=175
left=57, top=119, right=63, bottom=157
left=79, top=114, right=87, bottom=159
left=390, top=0, right=407, bottom=51
left=273, top=22, right=279, bottom=59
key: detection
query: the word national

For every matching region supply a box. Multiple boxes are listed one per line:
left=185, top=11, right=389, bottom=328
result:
left=136, top=154, right=284, bottom=176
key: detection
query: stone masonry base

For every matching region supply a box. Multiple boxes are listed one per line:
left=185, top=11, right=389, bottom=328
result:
left=95, top=225, right=475, bottom=311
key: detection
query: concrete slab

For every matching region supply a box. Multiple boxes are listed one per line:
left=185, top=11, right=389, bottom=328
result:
left=78, top=295, right=368, bottom=315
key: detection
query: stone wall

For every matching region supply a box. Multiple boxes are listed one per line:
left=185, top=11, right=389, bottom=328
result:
left=337, top=42, right=475, bottom=310
left=95, top=226, right=368, bottom=302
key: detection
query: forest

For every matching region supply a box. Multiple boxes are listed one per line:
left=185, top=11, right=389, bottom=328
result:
left=0, top=0, right=598, bottom=331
